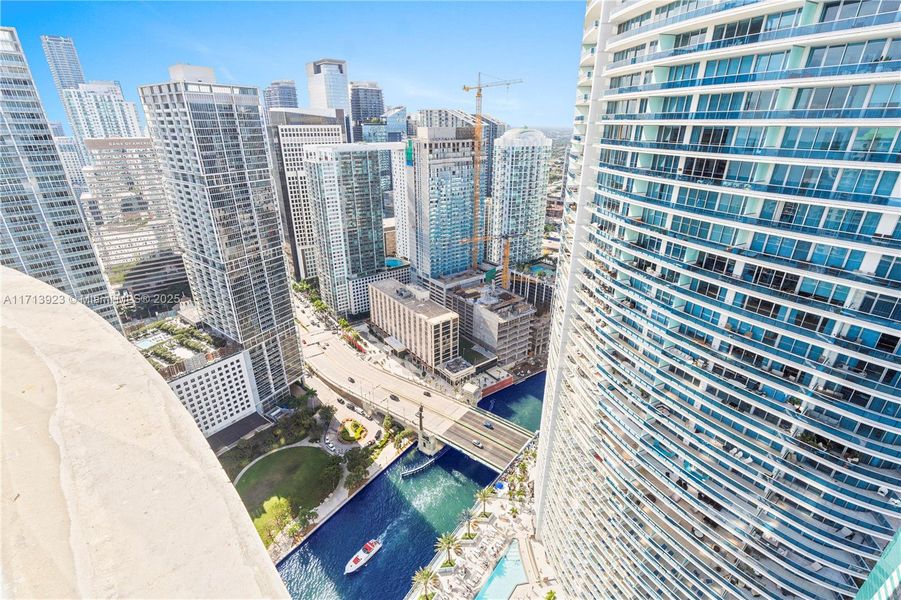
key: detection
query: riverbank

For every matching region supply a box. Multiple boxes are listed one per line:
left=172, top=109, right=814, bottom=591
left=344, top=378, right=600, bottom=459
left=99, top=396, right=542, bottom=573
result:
left=270, top=440, right=413, bottom=564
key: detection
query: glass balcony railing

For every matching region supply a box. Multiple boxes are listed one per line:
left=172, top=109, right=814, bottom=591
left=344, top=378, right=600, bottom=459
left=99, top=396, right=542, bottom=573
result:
left=594, top=183, right=901, bottom=254
left=597, top=163, right=901, bottom=209
left=607, top=60, right=901, bottom=96
left=612, top=0, right=761, bottom=41
left=607, top=11, right=901, bottom=70
left=597, top=138, right=899, bottom=164
left=598, top=106, right=901, bottom=122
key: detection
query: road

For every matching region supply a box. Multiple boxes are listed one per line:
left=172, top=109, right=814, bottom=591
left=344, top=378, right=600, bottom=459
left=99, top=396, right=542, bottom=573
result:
left=294, top=297, right=531, bottom=471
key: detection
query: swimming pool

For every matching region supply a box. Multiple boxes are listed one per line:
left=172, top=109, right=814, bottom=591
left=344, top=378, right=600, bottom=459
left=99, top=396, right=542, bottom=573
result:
left=385, top=257, right=404, bottom=268
left=474, top=540, right=528, bottom=600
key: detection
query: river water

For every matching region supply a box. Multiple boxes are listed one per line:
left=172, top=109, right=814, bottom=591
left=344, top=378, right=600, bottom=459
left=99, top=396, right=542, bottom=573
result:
left=277, top=373, right=545, bottom=600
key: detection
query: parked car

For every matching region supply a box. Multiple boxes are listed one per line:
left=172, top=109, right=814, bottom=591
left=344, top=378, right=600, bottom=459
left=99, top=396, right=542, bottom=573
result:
left=375, top=430, right=383, bottom=440
left=337, top=398, right=345, bottom=404
left=390, top=394, right=399, bottom=402
left=348, top=377, right=355, bottom=383
left=423, top=391, right=431, bottom=397
left=483, top=421, right=494, bottom=429
left=471, top=439, right=484, bottom=449
left=347, top=404, right=356, bottom=413
left=366, top=440, right=376, bottom=447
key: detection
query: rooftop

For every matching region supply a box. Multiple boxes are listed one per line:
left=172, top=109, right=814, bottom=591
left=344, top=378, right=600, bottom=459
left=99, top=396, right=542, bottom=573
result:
left=370, top=279, right=457, bottom=321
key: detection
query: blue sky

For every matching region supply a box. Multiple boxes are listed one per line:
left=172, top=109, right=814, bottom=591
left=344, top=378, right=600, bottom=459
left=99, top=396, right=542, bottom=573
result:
left=6, top=1, right=584, bottom=130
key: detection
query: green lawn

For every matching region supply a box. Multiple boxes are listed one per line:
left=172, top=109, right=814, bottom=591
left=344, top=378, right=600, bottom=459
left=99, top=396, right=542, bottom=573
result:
left=235, top=446, right=338, bottom=518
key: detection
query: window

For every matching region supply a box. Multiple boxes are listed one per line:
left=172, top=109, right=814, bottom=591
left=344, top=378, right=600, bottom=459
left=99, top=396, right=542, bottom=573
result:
left=820, top=0, right=898, bottom=23
left=667, top=63, right=698, bottom=82
left=673, top=29, right=706, bottom=49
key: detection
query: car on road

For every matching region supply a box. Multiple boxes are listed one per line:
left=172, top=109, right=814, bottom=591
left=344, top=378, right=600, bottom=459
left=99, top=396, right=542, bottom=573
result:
left=346, top=404, right=356, bottom=413
left=423, top=390, right=431, bottom=397
left=336, top=398, right=345, bottom=404
left=483, top=421, right=494, bottom=429
left=348, top=377, right=355, bottom=383
left=389, top=394, right=399, bottom=402
left=375, top=430, right=383, bottom=440
left=471, top=439, right=484, bottom=448
left=366, top=439, right=376, bottom=447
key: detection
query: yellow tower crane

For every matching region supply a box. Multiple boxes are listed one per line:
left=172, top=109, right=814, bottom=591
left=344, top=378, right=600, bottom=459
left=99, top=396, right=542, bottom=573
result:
left=458, top=233, right=524, bottom=290
left=462, top=73, right=522, bottom=271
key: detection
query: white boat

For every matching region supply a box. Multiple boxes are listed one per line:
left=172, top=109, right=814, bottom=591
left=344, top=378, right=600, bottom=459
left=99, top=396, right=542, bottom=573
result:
left=344, top=539, right=382, bottom=574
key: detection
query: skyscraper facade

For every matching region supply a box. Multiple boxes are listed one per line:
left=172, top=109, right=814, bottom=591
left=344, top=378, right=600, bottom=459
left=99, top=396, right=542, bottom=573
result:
left=383, top=105, right=407, bottom=141
left=489, top=128, right=552, bottom=266
left=40, top=34, right=85, bottom=97
left=267, top=107, right=347, bottom=281
left=415, top=108, right=508, bottom=197
left=304, top=142, right=406, bottom=316
left=407, top=127, right=479, bottom=279
left=350, top=80, right=385, bottom=141
left=535, top=2, right=901, bottom=600
left=80, top=137, right=187, bottom=302
left=52, top=128, right=89, bottom=198
left=0, top=27, right=120, bottom=329
left=139, top=65, right=302, bottom=409
left=62, top=81, right=142, bottom=141
left=263, top=79, right=298, bottom=112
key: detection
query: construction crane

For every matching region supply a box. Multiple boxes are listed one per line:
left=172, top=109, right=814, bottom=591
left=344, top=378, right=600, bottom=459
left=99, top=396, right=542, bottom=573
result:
left=462, top=73, right=522, bottom=271
left=458, top=233, right=524, bottom=290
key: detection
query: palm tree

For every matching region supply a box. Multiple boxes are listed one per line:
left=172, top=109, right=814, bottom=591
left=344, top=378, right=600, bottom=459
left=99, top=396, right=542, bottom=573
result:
left=460, top=508, right=478, bottom=538
left=545, top=591, right=557, bottom=600
left=475, top=487, right=493, bottom=517
left=435, top=532, right=460, bottom=565
left=411, top=567, right=440, bottom=600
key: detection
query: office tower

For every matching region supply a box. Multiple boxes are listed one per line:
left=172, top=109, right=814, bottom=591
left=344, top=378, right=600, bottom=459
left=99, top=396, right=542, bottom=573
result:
left=48, top=121, right=66, bottom=137
left=535, top=3, right=901, bottom=600
left=407, top=127, right=479, bottom=279
left=62, top=81, right=142, bottom=141
left=139, top=65, right=302, bottom=410
left=267, top=107, right=347, bottom=281
left=350, top=80, right=385, bottom=141
left=0, top=27, right=120, bottom=329
left=306, top=58, right=350, bottom=140
left=304, top=142, right=409, bottom=316
left=40, top=34, right=85, bottom=98
left=416, top=108, right=508, bottom=195
left=263, top=80, right=298, bottom=112
left=489, top=128, right=552, bottom=266
left=80, top=138, right=187, bottom=304
left=52, top=127, right=89, bottom=198
left=383, top=106, right=407, bottom=141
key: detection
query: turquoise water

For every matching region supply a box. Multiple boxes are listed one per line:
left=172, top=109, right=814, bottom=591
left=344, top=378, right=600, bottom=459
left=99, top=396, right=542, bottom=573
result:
left=474, top=540, right=528, bottom=600
left=385, top=257, right=403, bottom=268
left=479, top=372, right=545, bottom=432
left=277, top=447, right=494, bottom=599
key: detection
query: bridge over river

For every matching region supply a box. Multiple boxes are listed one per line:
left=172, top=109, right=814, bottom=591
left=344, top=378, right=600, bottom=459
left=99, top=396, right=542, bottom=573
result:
left=302, top=328, right=531, bottom=472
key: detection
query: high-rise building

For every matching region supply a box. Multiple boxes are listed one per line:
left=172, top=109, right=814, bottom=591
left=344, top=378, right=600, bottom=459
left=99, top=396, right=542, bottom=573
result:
left=267, top=107, right=347, bottom=281
left=80, top=137, right=187, bottom=304
left=0, top=27, right=120, bottom=329
left=406, top=127, right=479, bottom=280
left=350, top=81, right=385, bottom=141
left=535, top=3, right=901, bottom=600
left=304, top=141, right=409, bottom=316
left=306, top=58, right=350, bottom=139
left=48, top=121, right=66, bottom=137
left=415, top=108, right=508, bottom=195
left=139, top=65, right=302, bottom=410
left=489, top=128, right=552, bottom=266
left=40, top=34, right=85, bottom=98
left=383, top=106, right=407, bottom=142
left=62, top=81, right=142, bottom=141
left=52, top=127, right=89, bottom=199
left=263, top=79, right=298, bottom=112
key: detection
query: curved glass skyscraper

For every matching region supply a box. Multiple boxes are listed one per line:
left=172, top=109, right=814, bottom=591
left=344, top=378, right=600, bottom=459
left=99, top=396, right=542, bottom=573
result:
left=535, top=1, right=901, bottom=599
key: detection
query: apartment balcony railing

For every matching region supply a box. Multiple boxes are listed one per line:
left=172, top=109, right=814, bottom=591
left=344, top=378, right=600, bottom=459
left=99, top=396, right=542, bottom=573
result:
left=597, top=138, right=899, bottom=164
left=594, top=182, right=901, bottom=254
left=608, top=11, right=901, bottom=70
left=596, top=163, right=901, bottom=209
left=599, top=107, right=901, bottom=122
left=611, top=0, right=760, bottom=42
left=607, top=60, right=901, bottom=96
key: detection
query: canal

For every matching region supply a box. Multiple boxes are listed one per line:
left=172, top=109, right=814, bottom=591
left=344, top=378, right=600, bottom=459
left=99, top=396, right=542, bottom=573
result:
left=277, top=372, right=545, bottom=600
